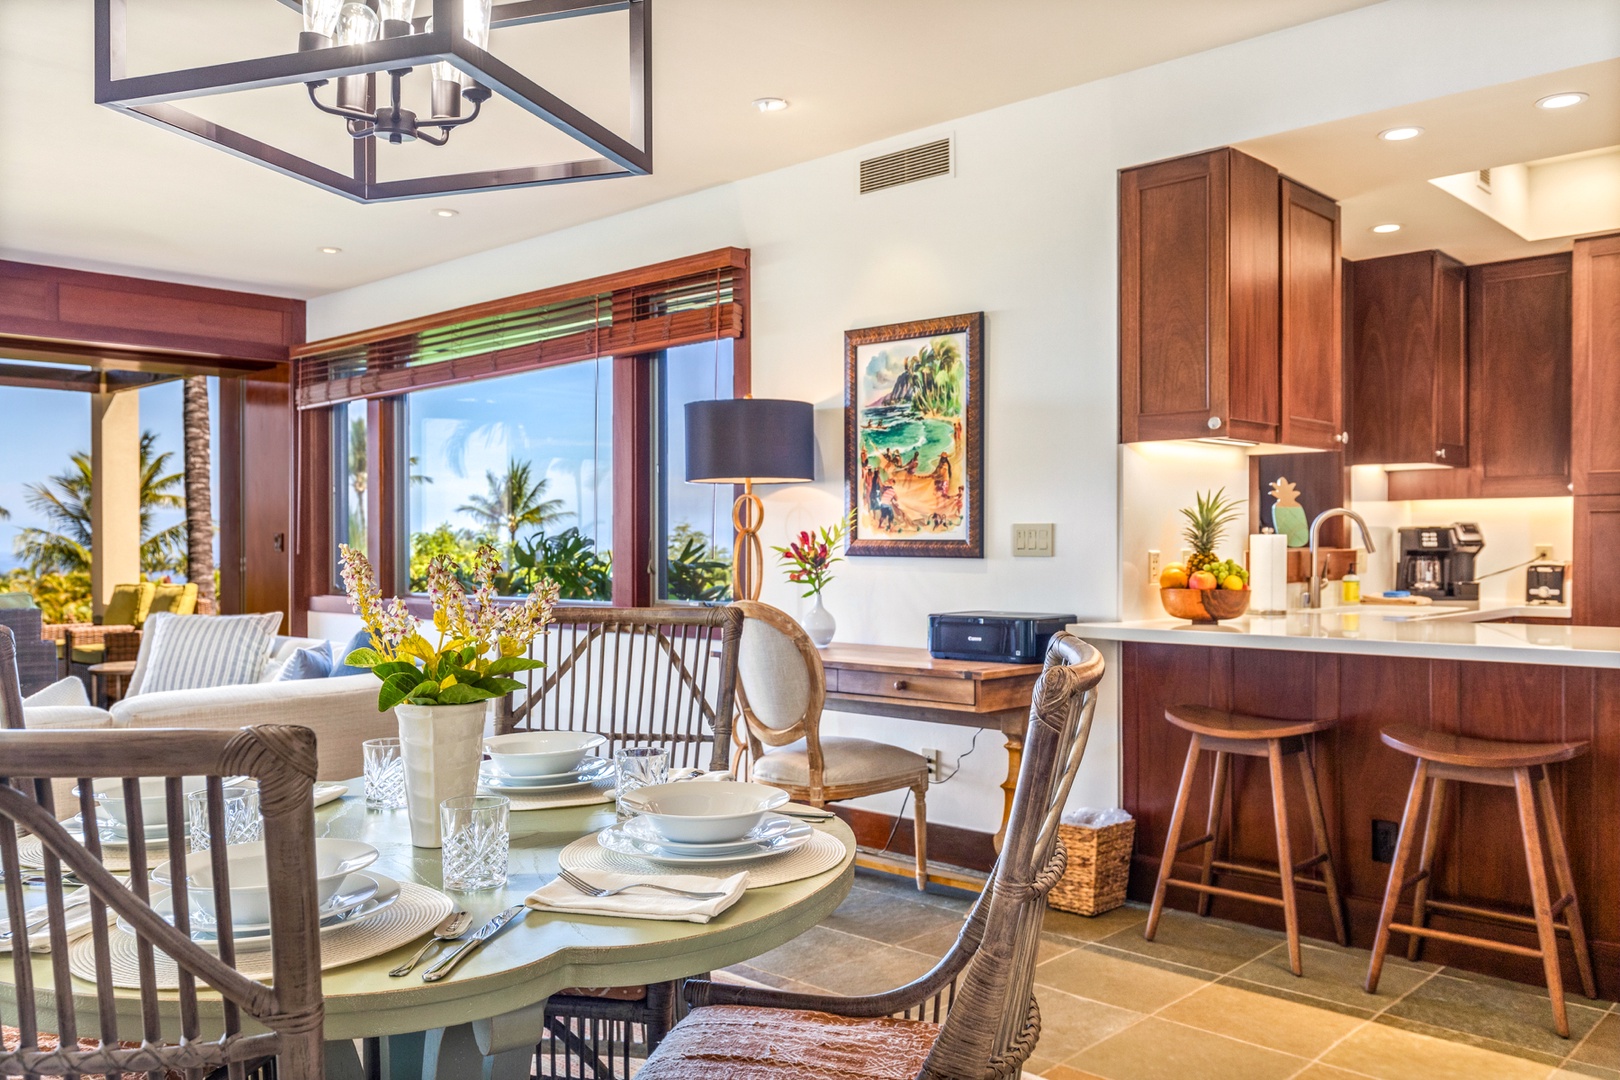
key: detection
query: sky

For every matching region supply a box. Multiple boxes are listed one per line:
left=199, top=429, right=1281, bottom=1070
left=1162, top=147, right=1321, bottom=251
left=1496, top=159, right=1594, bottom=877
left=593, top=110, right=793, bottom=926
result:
left=0, top=377, right=218, bottom=574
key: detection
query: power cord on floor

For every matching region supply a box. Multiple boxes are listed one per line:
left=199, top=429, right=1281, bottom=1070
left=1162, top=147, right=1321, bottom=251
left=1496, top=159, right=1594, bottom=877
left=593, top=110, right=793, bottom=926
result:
left=879, top=729, right=983, bottom=854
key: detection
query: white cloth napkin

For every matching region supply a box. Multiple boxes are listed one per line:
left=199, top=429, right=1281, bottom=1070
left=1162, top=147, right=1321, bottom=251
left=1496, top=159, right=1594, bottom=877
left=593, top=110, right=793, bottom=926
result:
left=526, top=869, right=748, bottom=923
left=0, top=892, right=108, bottom=954
left=313, top=782, right=348, bottom=807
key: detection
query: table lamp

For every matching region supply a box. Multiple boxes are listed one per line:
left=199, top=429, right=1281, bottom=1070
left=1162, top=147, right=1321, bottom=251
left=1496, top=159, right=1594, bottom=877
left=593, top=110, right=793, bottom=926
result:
left=684, top=398, right=816, bottom=600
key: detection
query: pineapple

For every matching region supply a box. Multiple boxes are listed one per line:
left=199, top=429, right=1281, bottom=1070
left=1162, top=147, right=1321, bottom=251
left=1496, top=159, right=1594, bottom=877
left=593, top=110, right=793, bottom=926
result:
left=1180, top=488, right=1242, bottom=576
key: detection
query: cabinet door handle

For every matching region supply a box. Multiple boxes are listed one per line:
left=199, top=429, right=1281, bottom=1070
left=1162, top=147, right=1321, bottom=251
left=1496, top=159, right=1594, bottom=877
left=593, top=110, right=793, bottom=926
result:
left=1207, top=416, right=1223, bottom=430
left=1334, top=432, right=1348, bottom=444
left=893, top=680, right=908, bottom=691
left=1435, top=448, right=1447, bottom=459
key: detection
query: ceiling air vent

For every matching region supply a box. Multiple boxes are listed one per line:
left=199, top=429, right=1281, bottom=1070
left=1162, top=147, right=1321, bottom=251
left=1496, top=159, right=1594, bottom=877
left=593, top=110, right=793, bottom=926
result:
left=1476, top=167, right=1493, bottom=192
left=859, top=137, right=952, bottom=194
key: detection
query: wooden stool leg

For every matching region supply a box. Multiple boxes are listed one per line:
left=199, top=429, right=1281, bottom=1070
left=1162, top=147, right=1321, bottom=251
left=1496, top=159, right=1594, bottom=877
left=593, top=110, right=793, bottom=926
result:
left=1146, top=734, right=1202, bottom=943
left=1197, top=750, right=1230, bottom=918
left=1535, top=766, right=1596, bottom=999
left=1514, top=766, right=1570, bottom=1038
left=1267, top=739, right=1302, bottom=976
left=1367, top=758, right=1428, bottom=994
left=1406, top=776, right=1447, bottom=963
left=912, top=781, right=929, bottom=891
left=1297, top=744, right=1348, bottom=947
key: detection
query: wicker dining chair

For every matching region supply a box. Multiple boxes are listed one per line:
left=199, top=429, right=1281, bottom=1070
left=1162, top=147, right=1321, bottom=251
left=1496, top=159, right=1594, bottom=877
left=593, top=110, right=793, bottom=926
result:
left=638, top=632, right=1106, bottom=1080
left=494, top=605, right=743, bottom=1077
left=0, top=625, right=326, bottom=1079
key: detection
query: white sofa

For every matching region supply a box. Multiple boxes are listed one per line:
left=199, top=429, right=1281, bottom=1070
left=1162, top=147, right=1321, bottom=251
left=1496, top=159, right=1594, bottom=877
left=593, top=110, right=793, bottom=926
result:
left=22, top=636, right=397, bottom=782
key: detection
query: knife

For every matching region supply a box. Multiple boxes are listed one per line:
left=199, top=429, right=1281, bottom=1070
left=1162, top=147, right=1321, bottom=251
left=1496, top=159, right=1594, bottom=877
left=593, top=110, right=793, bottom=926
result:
left=421, top=905, right=526, bottom=982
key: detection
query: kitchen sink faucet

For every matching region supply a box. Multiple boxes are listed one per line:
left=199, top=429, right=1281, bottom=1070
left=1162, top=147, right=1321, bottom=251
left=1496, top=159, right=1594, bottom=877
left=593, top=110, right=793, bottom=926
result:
left=1307, top=508, right=1376, bottom=609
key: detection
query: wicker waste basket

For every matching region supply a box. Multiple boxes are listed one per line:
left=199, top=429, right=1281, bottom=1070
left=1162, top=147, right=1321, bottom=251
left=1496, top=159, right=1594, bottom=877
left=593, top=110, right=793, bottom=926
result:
left=1049, top=808, right=1135, bottom=917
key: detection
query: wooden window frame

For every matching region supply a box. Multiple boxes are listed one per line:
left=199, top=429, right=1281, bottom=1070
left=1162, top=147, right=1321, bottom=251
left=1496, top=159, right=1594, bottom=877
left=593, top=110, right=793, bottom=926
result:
left=298, top=251, right=750, bottom=624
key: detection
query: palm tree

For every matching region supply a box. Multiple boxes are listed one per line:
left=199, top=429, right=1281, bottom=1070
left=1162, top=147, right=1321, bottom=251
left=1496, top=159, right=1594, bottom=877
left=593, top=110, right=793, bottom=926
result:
left=347, top=414, right=368, bottom=551
left=456, top=458, right=570, bottom=557
left=183, top=376, right=216, bottom=612
left=14, top=432, right=187, bottom=577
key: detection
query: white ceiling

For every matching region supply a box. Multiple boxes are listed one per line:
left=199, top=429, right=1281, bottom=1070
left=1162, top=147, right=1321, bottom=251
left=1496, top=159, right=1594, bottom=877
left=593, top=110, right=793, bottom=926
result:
left=1241, top=59, right=1620, bottom=265
left=0, top=0, right=1380, bottom=298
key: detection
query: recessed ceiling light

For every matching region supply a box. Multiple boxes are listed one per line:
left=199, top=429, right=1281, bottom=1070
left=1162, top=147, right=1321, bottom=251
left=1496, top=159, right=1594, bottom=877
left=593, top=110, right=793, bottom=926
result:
left=1536, top=92, right=1588, bottom=110
left=1371, top=223, right=1402, bottom=234
left=318, top=246, right=342, bottom=254
left=752, top=97, right=788, bottom=113
left=1378, top=126, right=1424, bottom=142
left=433, top=208, right=459, bottom=218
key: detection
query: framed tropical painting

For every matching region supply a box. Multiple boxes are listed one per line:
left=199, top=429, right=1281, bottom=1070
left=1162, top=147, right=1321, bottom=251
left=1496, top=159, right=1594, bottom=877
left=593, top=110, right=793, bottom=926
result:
left=844, top=312, right=984, bottom=558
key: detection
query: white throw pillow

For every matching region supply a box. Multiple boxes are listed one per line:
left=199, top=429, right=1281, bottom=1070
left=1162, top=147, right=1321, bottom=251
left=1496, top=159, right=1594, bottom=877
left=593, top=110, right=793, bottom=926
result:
left=22, top=676, right=91, bottom=708
left=134, top=612, right=284, bottom=695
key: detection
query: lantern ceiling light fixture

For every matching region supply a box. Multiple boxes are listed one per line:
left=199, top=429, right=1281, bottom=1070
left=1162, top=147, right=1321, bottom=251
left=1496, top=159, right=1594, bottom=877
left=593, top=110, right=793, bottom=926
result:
left=93, top=0, right=653, bottom=203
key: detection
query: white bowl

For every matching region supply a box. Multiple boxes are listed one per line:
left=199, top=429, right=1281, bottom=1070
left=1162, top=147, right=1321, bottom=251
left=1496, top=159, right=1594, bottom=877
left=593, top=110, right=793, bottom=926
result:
left=618, top=781, right=790, bottom=844
left=80, top=777, right=208, bottom=831
left=152, top=838, right=378, bottom=927
left=484, top=731, right=606, bottom=778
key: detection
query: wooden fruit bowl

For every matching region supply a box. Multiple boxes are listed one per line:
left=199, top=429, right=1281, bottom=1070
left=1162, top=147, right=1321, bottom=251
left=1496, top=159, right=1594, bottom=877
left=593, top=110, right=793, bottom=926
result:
left=1161, top=587, right=1251, bottom=624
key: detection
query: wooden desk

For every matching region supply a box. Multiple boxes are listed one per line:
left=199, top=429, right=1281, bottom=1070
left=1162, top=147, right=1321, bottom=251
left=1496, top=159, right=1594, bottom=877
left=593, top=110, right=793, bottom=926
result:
left=817, top=644, right=1042, bottom=877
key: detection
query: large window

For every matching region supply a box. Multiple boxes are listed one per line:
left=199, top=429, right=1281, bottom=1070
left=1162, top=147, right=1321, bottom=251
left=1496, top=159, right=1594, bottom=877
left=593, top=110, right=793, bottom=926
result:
left=657, top=340, right=734, bottom=602
left=403, top=359, right=613, bottom=601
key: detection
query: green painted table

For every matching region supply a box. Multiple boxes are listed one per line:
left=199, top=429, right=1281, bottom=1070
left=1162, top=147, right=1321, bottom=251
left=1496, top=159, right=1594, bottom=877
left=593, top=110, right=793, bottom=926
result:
left=2, top=784, right=857, bottom=1079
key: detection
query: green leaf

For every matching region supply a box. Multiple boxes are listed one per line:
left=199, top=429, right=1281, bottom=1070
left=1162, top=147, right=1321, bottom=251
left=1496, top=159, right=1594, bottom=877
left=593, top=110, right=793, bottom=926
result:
left=372, top=660, right=420, bottom=680
left=477, top=677, right=524, bottom=695
left=377, top=671, right=421, bottom=712
left=439, top=682, right=496, bottom=705
left=486, top=656, right=543, bottom=675
left=344, top=647, right=383, bottom=668
left=405, top=684, right=442, bottom=705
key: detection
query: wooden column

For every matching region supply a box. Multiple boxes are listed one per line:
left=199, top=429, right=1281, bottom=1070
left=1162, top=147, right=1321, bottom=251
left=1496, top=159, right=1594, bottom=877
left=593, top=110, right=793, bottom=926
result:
left=89, top=389, right=141, bottom=614
left=611, top=353, right=652, bottom=607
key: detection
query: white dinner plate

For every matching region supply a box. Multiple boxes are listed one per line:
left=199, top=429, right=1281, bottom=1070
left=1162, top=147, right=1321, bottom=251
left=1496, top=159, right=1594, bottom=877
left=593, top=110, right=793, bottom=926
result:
left=480, top=757, right=612, bottom=791
left=621, top=814, right=809, bottom=855
left=596, top=822, right=812, bottom=866
left=65, top=815, right=174, bottom=847
left=124, top=873, right=399, bottom=953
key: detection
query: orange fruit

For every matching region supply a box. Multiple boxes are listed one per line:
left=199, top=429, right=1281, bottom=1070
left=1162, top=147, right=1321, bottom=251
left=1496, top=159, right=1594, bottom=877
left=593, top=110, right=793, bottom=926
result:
left=1159, top=566, right=1189, bottom=588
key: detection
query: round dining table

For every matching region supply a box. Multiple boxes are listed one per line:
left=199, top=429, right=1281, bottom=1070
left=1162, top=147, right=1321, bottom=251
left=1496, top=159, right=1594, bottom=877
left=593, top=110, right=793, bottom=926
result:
left=2, top=782, right=856, bottom=1080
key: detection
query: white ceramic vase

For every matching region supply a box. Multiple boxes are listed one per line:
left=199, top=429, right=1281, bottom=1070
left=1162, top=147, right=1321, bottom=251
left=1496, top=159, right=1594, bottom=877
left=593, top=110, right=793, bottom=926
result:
left=802, top=593, right=836, bottom=648
left=395, top=700, right=489, bottom=848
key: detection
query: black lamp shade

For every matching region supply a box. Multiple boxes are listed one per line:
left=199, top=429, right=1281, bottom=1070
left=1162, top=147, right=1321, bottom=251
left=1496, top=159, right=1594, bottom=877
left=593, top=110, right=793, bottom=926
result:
left=684, top=398, right=816, bottom=484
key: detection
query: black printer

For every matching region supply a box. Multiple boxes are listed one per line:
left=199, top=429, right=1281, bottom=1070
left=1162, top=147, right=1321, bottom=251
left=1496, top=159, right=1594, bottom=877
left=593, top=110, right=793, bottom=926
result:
left=927, top=611, right=1076, bottom=664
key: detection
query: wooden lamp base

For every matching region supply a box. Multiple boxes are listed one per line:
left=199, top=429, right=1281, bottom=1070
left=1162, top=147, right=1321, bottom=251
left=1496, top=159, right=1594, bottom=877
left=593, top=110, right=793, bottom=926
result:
left=731, top=481, right=764, bottom=601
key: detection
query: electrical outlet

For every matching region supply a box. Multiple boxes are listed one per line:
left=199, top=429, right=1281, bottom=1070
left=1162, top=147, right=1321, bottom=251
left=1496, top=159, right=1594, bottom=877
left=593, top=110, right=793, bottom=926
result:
left=1147, top=549, right=1161, bottom=581
left=919, top=747, right=943, bottom=780
left=1013, top=523, right=1055, bottom=557
left=1372, top=819, right=1400, bottom=864
left=1535, top=544, right=1555, bottom=560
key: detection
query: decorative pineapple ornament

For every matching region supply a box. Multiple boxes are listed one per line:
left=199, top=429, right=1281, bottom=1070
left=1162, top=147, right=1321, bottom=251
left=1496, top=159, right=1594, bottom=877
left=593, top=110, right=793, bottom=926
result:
left=1180, top=488, right=1242, bottom=575
left=1269, top=477, right=1310, bottom=548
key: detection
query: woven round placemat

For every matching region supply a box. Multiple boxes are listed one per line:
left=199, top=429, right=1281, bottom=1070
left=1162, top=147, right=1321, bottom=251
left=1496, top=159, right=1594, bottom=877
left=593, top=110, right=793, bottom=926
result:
left=479, top=776, right=615, bottom=812
left=558, top=827, right=847, bottom=890
left=66, top=881, right=454, bottom=990
left=17, top=833, right=159, bottom=874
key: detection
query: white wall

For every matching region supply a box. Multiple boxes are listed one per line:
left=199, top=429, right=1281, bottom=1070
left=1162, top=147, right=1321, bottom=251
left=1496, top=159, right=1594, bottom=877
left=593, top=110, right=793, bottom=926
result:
left=306, top=0, right=1620, bottom=835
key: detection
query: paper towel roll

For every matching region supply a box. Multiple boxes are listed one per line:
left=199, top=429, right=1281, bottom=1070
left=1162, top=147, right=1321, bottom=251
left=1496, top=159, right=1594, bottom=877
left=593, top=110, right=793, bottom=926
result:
left=1249, top=533, right=1289, bottom=615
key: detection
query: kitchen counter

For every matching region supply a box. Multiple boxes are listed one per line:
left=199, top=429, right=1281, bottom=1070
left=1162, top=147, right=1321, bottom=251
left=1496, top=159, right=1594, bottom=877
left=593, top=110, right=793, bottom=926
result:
left=1070, top=602, right=1613, bottom=668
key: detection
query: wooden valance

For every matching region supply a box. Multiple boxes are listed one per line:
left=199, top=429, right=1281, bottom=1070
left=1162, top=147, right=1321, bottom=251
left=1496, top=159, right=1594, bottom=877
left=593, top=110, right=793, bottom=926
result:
left=292, top=248, right=748, bottom=409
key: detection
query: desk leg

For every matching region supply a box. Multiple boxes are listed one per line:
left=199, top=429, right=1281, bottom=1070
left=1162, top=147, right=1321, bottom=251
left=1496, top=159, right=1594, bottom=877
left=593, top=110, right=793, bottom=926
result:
left=995, top=729, right=1023, bottom=853
left=422, top=1022, right=533, bottom=1080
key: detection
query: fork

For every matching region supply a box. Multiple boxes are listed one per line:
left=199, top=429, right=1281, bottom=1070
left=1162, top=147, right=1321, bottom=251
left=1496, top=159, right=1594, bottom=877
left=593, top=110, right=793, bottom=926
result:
left=557, top=867, right=726, bottom=900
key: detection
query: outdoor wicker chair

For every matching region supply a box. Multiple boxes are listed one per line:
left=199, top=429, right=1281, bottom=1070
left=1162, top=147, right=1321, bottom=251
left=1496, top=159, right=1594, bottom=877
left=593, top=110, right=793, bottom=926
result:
left=638, top=631, right=1106, bottom=1080
left=0, top=608, right=55, bottom=696
left=0, top=627, right=326, bottom=1079
left=495, top=604, right=743, bottom=1077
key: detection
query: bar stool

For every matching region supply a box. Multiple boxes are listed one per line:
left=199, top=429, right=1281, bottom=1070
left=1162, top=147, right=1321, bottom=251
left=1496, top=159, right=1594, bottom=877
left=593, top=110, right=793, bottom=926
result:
left=1367, top=725, right=1596, bottom=1037
left=1145, top=705, right=1348, bottom=977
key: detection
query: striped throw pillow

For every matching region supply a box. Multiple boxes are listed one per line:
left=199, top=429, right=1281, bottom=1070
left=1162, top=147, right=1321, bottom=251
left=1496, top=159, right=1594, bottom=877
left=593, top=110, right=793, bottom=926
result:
left=137, top=612, right=284, bottom=695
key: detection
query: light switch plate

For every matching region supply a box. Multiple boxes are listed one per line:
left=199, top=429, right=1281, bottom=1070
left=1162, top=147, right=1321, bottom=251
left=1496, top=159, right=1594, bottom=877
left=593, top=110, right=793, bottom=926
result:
left=1013, top=523, right=1054, bottom=557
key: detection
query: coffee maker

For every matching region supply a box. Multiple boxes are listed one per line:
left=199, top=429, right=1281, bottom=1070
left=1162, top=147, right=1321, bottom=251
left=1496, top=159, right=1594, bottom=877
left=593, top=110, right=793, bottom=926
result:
left=1397, top=523, right=1484, bottom=602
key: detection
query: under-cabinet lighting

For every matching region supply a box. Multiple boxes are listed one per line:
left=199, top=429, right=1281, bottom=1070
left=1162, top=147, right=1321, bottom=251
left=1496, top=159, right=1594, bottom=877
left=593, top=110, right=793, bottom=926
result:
left=433, top=208, right=459, bottom=218
left=318, top=246, right=342, bottom=254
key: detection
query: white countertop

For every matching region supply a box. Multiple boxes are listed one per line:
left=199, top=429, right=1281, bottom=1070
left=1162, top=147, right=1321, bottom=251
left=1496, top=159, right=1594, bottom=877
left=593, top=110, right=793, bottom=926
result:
left=1069, top=602, right=1620, bottom=669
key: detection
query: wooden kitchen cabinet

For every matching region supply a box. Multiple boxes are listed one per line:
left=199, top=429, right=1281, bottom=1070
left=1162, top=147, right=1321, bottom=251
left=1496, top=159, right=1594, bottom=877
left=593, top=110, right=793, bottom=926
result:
left=1279, top=178, right=1344, bottom=450
left=1120, top=148, right=1281, bottom=443
left=1574, top=496, right=1620, bottom=625
left=1346, top=250, right=1467, bottom=468
left=1388, top=253, right=1573, bottom=499
left=1573, top=233, right=1620, bottom=496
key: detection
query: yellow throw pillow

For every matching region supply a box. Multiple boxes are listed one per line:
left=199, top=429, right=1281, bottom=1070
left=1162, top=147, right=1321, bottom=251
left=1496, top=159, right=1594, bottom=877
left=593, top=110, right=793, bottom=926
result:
left=149, top=582, right=198, bottom=617
left=102, top=582, right=155, bottom=627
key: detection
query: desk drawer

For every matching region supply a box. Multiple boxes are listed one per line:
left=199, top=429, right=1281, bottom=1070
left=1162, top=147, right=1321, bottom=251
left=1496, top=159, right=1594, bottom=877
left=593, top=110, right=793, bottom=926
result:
left=836, top=670, right=977, bottom=706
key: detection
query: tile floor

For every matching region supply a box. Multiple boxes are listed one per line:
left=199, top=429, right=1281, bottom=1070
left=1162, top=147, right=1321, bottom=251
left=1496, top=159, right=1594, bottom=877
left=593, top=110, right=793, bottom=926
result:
left=723, top=870, right=1620, bottom=1080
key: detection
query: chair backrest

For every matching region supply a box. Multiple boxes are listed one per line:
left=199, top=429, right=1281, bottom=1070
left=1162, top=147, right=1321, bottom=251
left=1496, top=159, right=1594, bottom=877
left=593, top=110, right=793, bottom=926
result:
left=0, top=627, right=24, bottom=731
left=919, top=632, right=1104, bottom=1079
left=730, top=601, right=825, bottom=753
left=499, top=605, right=743, bottom=771
left=0, top=619, right=325, bottom=1079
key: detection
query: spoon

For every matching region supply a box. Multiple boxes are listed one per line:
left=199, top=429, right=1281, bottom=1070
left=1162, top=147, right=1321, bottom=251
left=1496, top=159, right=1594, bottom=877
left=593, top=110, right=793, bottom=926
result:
left=389, top=911, right=472, bottom=977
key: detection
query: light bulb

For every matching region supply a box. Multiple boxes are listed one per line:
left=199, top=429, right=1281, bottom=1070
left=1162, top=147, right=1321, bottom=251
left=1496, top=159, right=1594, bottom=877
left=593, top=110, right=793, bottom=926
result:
left=303, top=0, right=344, bottom=37
left=464, top=0, right=493, bottom=49
left=335, top=2, right=380, bottom=46
left=379, top=0, right=416, bottom=24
